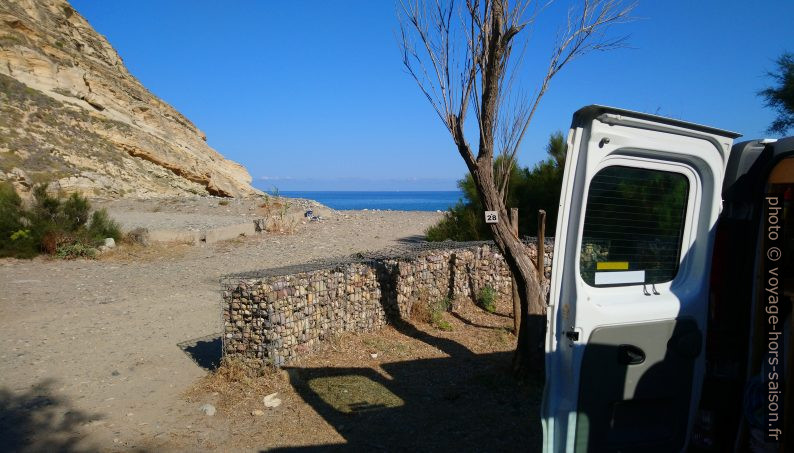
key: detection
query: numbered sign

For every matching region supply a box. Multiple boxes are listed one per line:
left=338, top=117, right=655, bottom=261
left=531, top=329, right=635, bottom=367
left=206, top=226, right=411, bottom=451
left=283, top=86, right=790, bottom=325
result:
left=484, top=210, right=499, bottom=224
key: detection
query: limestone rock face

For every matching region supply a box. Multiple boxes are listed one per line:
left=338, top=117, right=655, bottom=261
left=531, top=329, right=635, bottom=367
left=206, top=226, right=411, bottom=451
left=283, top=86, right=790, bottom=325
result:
left=0, top=0, right=261, bottom=198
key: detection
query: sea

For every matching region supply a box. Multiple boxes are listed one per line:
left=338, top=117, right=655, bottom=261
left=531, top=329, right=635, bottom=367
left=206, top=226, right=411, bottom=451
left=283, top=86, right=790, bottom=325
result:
left=271, top=191, right=463, bottom=212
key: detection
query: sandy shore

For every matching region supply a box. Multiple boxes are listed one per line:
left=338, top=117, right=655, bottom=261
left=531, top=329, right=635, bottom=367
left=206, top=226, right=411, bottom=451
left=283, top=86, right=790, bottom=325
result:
left=0, top=198, right=442, bottom=451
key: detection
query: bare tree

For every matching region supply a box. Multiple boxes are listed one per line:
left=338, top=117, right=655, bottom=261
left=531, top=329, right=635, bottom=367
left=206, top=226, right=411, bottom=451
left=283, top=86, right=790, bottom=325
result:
left=399, top=0, right=635, bottom=374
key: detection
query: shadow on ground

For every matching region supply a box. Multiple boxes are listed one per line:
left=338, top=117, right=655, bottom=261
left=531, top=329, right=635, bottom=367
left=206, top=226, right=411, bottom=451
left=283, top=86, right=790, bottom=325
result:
left=270, top=319, right=543, bottom=452
left=0, top=379, right=101, bottom=452
left=394, top=234, right=429, bottom=244
left=179, top=334, right=222, bottom=371
left=449, top=311, right=511, bottom=330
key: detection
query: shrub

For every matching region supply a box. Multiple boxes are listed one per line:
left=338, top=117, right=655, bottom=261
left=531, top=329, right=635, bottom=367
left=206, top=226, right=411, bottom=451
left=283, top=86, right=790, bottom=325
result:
left=409, top=299, right=430, bottom=323
left=0, top=183, right=122, bottom=258
left=61, top=192, right=90, bottom=231
left=426, top=132, right=566, bottom=241
left=0, top=182, right=23, bottom=225
left=425, top=201, right=484, bottom=242
left=56, top=242, right=97, bottom=259
left=0, top=182, right=37, bottom=257
left=434, top=318, right=453, bottom=331
left=259, top=192, right=296, bottom=234
left=9, top=229, right=30, bottom=241
left=41, top=230, right=74, bottom=255
left=477, top=286, right=497, bottom=313
left=430, top=298, right=453, bottom=331
left=87, top=209, right=121, bottom=241
left=30, top=184, right=60, bottom=224
left=411, top=296, right=453, bottom=331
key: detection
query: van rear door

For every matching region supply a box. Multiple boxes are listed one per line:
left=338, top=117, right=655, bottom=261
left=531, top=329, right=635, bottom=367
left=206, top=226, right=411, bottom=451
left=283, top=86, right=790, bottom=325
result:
left=541, top=105, right=741, bottom=452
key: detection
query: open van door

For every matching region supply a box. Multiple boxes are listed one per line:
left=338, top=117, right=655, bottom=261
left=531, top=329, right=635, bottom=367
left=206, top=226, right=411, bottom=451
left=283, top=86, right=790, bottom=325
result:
left=542, top=106, right=741, bottom=452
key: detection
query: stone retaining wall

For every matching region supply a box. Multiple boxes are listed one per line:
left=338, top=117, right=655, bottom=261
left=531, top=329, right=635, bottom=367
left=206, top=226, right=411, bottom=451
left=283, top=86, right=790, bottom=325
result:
left=221, top=239, right=554, bottom=367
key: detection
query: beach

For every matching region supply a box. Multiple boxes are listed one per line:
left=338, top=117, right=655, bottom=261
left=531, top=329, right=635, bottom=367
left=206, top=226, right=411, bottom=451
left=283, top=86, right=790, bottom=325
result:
left=0, top=198, right=446, bottom=450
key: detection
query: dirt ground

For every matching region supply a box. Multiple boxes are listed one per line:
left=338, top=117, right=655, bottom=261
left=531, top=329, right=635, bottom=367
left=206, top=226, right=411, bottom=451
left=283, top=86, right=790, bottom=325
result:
left=0, top=198, right=540, bottom=452
left=91, top=195, right=329, bottom=232
left=179, top=298, right=542, bottom=452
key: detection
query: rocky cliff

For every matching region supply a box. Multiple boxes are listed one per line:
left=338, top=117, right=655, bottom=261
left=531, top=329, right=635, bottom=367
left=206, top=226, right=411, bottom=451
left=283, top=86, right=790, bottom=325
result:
left=0, top=0, right=260, bottom=198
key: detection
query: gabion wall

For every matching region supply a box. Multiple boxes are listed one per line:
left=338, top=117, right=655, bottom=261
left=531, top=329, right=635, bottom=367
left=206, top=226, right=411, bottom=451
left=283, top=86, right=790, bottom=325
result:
left=221, top=240, right=554, bottom=367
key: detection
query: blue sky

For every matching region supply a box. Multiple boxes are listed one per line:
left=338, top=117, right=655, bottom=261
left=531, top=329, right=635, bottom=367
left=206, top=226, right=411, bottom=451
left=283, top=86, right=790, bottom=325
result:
left=70, top=0, right=794, bottom=191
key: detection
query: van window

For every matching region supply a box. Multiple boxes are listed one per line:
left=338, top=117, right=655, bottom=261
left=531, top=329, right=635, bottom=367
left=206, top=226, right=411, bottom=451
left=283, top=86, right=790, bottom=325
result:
left=580, top=166, right=689, bottom=286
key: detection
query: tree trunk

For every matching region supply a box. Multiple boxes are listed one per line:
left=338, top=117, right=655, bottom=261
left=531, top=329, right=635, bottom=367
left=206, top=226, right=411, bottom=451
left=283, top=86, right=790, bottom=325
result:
left=448, top=0, right=545, bottom=377
left=467, top=162, right=546, bottom=376
left=510, top=208, right=520, bottom=335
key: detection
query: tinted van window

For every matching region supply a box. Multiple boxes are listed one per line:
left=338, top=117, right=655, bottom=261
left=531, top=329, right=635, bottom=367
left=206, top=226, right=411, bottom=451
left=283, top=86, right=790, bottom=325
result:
left=580, top=166, right=689, bottom=286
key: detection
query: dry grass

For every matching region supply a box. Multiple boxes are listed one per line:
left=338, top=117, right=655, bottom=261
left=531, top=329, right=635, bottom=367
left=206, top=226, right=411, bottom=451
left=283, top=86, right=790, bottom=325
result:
left=409, top=298, right=432, bottom=323
left=410, top=296, right=454, bottom=331
left=210, top=234, right=252, bottom=253
left=259, top=196, right=299, bottom=234
left=362, top=336, right=415, bottom=360
left=306, top=374, right=404, bottom=414
left=178, top=295, right=537, bottom=451
left=184, top=357, right=287, bottom=415
left=260, top=217, right=298, bottom=234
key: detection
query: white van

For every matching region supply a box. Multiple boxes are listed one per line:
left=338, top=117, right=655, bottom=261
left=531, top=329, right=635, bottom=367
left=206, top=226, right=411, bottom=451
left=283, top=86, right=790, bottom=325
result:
left=542, top=106, right=792, bottom=452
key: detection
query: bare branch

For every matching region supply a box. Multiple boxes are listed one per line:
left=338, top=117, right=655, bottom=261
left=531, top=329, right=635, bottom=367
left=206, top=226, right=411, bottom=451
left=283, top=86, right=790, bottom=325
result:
left=400, top=0, right=635, bottom=201
left=500, top=0, right=636, bottom=168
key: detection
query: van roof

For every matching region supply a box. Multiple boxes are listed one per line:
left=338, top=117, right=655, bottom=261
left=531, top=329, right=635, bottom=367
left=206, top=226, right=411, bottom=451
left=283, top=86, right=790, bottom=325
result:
left=574, top=105, right=742, bottom=139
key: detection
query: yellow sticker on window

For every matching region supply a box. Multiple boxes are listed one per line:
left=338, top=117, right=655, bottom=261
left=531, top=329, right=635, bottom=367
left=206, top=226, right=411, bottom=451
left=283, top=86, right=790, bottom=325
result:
left=596, top=261, right=629, bottom=270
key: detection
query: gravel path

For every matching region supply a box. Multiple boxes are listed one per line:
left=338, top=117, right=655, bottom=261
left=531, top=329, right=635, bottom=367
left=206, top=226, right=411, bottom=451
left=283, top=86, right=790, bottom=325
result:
left=94, top=195, right=330, bottom=232
left=106, top=211, right=251, bottom=231
left=0, top=206, right=442, bottom=451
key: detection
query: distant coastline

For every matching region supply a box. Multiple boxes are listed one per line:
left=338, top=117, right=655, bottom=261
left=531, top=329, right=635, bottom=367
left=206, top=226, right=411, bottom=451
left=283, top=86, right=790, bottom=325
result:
left=264, top=190, right=463, bottom=212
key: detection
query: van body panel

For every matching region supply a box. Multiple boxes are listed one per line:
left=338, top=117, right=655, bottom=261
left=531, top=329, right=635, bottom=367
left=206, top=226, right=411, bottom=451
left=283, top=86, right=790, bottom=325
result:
left=542, top=106, right=740, bottom=453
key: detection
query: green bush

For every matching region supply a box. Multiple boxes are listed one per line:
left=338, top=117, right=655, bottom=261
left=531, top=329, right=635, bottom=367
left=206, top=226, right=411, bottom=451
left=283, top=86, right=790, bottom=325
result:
left=9, top=229, right=30, bottom=241
left=0, top=182, right=37, bottom=258
left=31, top=184, right=60, bottom=224
left=433, top=317, right=453, bottom=332
left=425, top=132, right=566, bottom=241
left=56, top=242, right=97, bottom=259
left=429, top=297, right=453, bottom=331
left=61, top=192, right=90, bottom=231
left=425, top=201, right=484, bottom=242
left=0, top=183, right=23, bottom=229
left=87, top=208, right=121, bottom=241
left=0, top=182, right=122, bottom=258
left=477, top=286, right=497, bottom=313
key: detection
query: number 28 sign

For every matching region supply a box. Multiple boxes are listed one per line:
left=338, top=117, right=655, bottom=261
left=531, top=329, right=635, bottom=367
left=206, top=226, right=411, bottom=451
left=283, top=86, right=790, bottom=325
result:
left=484, top=211, right=499, bottom=224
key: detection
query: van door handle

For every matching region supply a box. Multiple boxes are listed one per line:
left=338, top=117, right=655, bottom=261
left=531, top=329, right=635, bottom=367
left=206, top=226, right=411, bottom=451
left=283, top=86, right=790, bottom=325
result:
left=617, top=344, right=645, bottom=365
left=564, top=330, right=579, bottom=342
